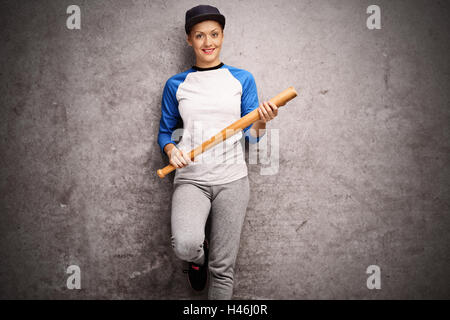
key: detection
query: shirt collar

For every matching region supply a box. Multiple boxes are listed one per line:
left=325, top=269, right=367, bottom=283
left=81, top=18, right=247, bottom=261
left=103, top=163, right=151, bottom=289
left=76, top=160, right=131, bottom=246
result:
left=192, top=62, right=224, bottom=71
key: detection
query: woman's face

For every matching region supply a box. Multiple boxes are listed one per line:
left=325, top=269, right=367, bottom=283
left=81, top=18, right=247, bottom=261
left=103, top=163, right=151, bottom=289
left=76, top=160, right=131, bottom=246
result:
left=187, top=20, right=224, bottom=68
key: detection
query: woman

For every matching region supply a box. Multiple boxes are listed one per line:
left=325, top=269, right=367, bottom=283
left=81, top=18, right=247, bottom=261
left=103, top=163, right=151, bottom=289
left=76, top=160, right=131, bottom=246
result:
left=157, top=5, right=279, bottom=300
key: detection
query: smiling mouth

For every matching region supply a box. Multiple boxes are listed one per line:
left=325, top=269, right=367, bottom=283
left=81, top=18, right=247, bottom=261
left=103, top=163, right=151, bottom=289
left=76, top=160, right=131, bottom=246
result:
left=202, top=48, right=215, bottom=55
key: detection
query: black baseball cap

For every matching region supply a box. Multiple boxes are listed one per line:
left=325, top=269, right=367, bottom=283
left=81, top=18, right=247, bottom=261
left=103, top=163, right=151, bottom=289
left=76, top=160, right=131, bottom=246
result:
left=185, top=5, right=226, bottom=34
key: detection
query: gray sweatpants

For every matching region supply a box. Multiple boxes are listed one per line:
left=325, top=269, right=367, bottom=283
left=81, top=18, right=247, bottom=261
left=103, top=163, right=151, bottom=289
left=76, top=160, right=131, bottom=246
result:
left=170, top=175, right=250, bottom=300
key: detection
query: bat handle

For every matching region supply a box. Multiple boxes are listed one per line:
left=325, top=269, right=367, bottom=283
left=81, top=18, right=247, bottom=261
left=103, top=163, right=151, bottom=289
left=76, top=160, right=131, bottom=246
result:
left=157, top=165, right=176, bottom=178
left=157, top=148, right=196, bottom=178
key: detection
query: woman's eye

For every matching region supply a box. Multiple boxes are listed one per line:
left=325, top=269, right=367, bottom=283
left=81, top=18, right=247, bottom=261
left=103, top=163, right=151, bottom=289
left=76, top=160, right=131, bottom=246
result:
left=212, top=33, right=218, bottom=37
left=196, top=34, right=202, bottom=39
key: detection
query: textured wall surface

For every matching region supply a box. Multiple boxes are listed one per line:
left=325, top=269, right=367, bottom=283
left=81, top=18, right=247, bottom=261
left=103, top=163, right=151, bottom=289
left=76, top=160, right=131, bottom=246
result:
left=0, top=0, right=449, bottom=299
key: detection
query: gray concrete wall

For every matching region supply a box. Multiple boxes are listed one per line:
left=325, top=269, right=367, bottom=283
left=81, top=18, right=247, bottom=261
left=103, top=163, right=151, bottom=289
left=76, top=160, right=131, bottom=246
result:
left=0, top=0, right=449, bottom=299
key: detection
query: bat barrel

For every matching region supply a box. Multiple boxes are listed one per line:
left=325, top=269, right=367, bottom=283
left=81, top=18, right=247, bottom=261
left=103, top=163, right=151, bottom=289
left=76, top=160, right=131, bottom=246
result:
left=270, top=86, right=298, bottom=107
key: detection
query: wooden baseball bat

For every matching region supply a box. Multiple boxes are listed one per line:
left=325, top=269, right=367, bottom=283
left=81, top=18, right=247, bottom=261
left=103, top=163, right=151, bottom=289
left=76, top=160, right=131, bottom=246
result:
left=157, top=86, right=298, bottom=178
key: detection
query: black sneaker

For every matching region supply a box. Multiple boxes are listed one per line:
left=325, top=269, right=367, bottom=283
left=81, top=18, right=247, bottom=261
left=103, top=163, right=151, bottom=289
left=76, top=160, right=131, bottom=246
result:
left=183, top=239, right=208, bottom=291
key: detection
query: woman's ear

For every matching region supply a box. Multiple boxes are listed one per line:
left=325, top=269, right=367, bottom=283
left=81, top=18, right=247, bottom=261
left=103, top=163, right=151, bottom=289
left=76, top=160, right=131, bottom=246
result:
left=186, top=34, right=192, bottom=47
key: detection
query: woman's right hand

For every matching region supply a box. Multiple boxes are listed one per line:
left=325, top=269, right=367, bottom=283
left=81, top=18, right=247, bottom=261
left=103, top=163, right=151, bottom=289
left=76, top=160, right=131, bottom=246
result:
left=168, top=147, right=192, bottom=168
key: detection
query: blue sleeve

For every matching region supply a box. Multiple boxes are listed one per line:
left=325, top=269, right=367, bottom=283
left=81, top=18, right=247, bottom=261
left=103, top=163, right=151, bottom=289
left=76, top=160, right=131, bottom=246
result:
left=157, top=79, right=181, bottom=154
left=240, top=72, right=265, bottom=144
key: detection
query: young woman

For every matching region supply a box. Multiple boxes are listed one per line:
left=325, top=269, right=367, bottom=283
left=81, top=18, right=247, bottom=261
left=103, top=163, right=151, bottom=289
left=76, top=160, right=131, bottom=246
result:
left=157, top=5, right=279, bottom=300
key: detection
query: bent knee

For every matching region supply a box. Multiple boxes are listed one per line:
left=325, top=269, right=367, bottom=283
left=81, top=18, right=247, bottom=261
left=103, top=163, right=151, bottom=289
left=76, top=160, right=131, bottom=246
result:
left=171, top=236, right=204, bottom=261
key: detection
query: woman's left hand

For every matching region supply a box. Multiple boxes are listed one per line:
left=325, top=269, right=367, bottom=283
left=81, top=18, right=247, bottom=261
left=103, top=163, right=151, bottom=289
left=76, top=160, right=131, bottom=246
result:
left=257, top=101, right=278, bottom=123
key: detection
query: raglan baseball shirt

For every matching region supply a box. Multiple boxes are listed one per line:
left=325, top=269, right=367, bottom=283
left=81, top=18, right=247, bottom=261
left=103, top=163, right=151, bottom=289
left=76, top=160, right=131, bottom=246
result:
left=157, top=62, right=265, bottom=186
